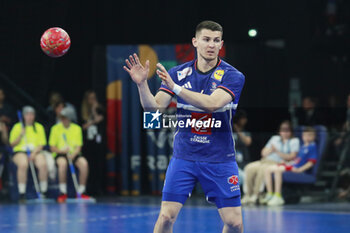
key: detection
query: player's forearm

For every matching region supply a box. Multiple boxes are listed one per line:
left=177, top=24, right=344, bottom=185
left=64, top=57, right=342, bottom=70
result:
left=137, top=82, right=160, bottom=111
left=177, top=88, right=220, bottom=113
left=297, top=161, right=314, bottom=173
left=237, top=132, right=252, bottom=146
left=277, top=151, right=297, bottom=161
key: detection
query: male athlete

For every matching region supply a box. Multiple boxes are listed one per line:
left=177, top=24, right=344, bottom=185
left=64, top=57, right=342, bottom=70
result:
left=123, top=20, right=245, bottom=233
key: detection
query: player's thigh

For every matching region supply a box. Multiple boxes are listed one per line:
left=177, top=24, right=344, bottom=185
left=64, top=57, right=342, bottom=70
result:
left=162, top=158, right=197, bottom=204
left=244, top=160, right=261, bottom=173
left=74, top=156, right=88, bottom=169
left=218, top=206, right=243, bottom=226
left=197, top=161, right=241, bottom=207
left=34, top=153, right=46, bottom=167
left=56, top=156, right=68, bottom=168
left=13, top=152, right=28, bottom=168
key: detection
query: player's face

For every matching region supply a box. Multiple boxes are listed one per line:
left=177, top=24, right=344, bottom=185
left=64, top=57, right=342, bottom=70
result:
left=193, top=29, right=223, bottom=61
left=302, top=131, right=315, bottom=144
left=279, top=123, right=292, bottom=139
left=24, top=112, right=35, bottom=125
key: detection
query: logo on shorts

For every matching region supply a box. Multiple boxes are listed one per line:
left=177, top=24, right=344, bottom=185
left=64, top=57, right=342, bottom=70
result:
left=228, top=175, right=239, bottom=185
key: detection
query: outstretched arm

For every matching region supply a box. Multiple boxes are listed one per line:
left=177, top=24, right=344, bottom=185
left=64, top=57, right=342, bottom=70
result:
left=156, top=63, right=232, bottom=113
left=123, top=54, right=172, bottom=111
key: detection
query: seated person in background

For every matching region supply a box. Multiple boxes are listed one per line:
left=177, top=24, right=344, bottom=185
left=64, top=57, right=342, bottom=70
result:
left=296, top=96, right=323, bottom=126
left=232, top=110, right=252, bottom=185
left=241, top=120, right=300, bottom=205
left=9, top=106, right=48, bottom=202
left=263, top=126, right=318, bottom=206
left=49, top=107, right=90, bottom=202
left=0, top=88, right=15, bottom=127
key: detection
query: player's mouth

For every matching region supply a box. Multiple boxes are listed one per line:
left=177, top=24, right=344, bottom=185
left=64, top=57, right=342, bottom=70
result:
left=207, top=51, right=215, bottom=55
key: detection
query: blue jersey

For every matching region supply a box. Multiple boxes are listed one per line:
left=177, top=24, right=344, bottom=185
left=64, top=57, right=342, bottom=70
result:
left=158, top=59, right=245, bottom=162
left=293, top=142, right=318, bottom=168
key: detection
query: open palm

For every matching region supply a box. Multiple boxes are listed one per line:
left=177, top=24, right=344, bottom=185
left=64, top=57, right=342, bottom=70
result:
left=123, top=53, right=149, bottom=85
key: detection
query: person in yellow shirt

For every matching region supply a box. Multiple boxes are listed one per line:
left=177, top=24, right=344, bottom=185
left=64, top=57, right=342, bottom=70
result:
left=9, top=106, right=48, bottom=202
left=49, top=107, right=89, bottom=202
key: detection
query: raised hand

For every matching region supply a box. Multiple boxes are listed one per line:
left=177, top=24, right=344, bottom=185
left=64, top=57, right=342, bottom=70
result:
left=156, top=63, right=175, bottom=90
left=123, top=53, right=149, bottom=85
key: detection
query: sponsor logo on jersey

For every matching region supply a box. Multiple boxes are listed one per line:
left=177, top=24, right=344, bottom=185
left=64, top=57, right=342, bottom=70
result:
left=213, top=69, right=224, bottom=81
left=228, top=175, right=239, bottom=185
left=190, top=112, right=213, bottom=135
left=210, top=81, right=218, bottom=93
left=177, top=67, right=192, bottom=81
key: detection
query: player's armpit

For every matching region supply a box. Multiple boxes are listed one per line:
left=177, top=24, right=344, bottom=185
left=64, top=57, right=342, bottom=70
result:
left=155, top=91, right=173, bottom=110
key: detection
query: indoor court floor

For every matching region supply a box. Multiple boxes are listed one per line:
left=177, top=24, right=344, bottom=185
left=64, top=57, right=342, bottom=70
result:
left=0, top=197, right=349, bottom=233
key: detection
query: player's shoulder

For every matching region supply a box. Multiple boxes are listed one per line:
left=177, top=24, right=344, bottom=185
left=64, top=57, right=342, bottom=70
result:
left=290, top=137, right=300, bottom=144
left=270, top=135, right=281, bottom=142
left=169, top=60, right=195, bottom=81
left=170, top=60, right=195, bottom=72
left=70, top=123, right=82, bottom=131
left=218, top=59, right=245, bottom=80
left=308, top=142, right=317, bottom=150
left=34, top=122, right=45, bottom=129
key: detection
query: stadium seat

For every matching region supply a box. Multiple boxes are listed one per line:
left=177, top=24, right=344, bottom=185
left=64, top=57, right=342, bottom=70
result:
left=283, top=125, right=328, bottom=184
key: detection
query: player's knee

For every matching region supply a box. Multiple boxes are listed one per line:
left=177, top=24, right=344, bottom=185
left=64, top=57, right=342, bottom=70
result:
left=224, top=219, right=243, bottom=232
left=57, top=159, right=67, bottom=169
left=159, top=211, right=177, bottom=227
left=17, top=159, right=28, bottom=170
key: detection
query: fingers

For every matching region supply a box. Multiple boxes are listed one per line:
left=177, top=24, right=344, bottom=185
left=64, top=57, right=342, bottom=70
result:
left=133, top=53, right=141, bottom=64
left=129, top=55, right=136, bottom=65
left=125, top=59, right=132, bottom=69
left=123, top=66, right=130, bottom=73
left=156, top=63, right=167, bottom=73
left=145, top=60, right=150, bottom=70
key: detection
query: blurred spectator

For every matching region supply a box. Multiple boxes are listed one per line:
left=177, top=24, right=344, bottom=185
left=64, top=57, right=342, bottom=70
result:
left=0, top=88, right=15, bottom=127
left=232, top=110, right=252, bottom=185
left=9, top=106, right=48, bottom=203
left=47, top=91, right=78, bottom=123
left=241, top=121, right=300, bottom=205
left=324, top=95, right=345, bottom=131
left=263, top=127, right=318, bottom=206
left=296, top=97, right=324, bottom=126
left=46, top=101, right=65, bottom=134
left=333, top=93, right=350, bottom=155
left=49, top=107, right=90, bottom=202
left=81, top=90, right=106, bottom=195
left=0, top=121, right=9, bottom=191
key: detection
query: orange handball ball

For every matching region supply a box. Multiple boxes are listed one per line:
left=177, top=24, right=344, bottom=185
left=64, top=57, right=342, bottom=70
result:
left=40, top=27, right=71, bottom=57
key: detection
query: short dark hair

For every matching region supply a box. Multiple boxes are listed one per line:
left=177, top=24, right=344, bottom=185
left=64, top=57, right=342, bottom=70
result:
left=303, top=126, right=316, bottom=134
left=233, top=109, right=247, bottom=123
left=195, top=20, right=223, bottom=37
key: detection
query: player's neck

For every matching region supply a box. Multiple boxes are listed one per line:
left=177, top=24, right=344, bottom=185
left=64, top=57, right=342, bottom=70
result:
left=196, top=56, right=218, bottom=73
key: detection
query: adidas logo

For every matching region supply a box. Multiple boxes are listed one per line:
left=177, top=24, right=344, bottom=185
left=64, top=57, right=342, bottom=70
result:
left=182, top=81, right=192, bottom=89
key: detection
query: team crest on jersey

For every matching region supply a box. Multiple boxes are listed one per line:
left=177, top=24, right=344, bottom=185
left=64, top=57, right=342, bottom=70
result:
left=213, top=69, right=224, bottom=81
left=177, top=67, right=192, bottom=81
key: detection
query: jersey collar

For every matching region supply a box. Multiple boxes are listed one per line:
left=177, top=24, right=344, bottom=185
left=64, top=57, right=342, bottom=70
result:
left=194, top=58, right=222, bottom=75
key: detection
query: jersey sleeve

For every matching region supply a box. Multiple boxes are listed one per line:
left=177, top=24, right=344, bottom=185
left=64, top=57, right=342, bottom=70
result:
left=290, top=138, right=300, bottom=153
left=48, top=126, right=57, bottom=147
left=307, top=144, right=318, bottom=164
left=9, top=123, right=21, bottom=145
left=217, top=71, right=245, bottom=102
left=76, top=126, right=83, bottom=147
left=37, top=123, right=47, bottom=146
left=157, top=67, right=176, bottom=97
left=265, top=135, right=278, bottom=149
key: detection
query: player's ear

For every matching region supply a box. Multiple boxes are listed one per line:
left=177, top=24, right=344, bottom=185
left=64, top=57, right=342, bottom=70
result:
left=192, top=37, right=197, bottom=48
left=219, top=40, right=224, bottom=50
